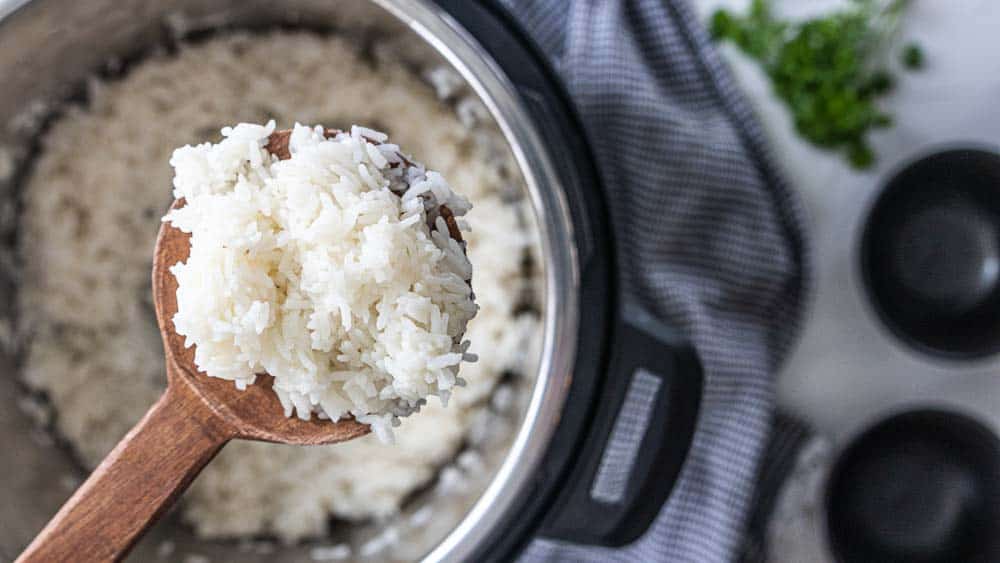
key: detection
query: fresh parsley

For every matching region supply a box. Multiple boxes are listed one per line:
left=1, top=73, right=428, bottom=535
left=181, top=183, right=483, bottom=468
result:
left=710, top=0, right=923, bottom=169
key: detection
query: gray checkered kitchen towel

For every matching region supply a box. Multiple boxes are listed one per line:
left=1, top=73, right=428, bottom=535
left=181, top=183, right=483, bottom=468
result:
left=497, top=0, right=809, bottom=561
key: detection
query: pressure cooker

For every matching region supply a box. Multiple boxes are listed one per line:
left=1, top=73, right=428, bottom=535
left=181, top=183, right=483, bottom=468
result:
left=0, top=0, right=703, bottom=560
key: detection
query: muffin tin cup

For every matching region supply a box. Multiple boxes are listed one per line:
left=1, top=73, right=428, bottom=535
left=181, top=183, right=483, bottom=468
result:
left=860, top=147, right=1000, bottom=359
left=824, top=407, right=1000, bottom=563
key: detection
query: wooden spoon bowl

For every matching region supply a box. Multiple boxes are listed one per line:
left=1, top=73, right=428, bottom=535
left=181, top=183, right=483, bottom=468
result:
left=154, top=198, right=370, bottom=445
left=18, top=130, right=371, bottom=563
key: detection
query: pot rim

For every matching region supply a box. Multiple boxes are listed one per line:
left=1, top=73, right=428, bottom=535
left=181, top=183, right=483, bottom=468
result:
left=0, top=0, right=582, bottom=560
left=373, top=2, right=581, bottom=559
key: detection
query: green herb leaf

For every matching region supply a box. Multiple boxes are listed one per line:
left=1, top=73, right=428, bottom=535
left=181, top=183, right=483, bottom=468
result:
left=901, top=43, right=925, bottom=69
left=710, top=0, right=922, bottom=169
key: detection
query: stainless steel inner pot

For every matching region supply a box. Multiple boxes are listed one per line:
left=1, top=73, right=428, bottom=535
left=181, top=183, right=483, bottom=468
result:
left=0, top=1, right=580, bottom=560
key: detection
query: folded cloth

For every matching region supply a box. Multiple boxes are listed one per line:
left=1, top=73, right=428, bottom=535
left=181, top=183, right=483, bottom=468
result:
left=739, top=413, right=820, bottom=563
left=498, top=1, right=809, bottom=561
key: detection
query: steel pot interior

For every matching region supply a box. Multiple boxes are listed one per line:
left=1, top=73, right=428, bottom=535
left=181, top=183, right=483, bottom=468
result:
left=0, top=1, right=580, bottom=561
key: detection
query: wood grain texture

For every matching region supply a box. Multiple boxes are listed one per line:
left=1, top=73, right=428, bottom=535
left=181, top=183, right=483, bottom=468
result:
left=17, top=378, right=228, bottom=563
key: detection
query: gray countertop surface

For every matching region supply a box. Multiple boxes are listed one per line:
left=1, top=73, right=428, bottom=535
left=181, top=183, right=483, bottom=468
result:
left=694, top=0, right=1000, bottom=440
left=691, top=2, right=1000, bottom=559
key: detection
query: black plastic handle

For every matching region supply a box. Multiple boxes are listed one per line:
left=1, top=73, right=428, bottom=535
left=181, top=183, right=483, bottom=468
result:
left=430, top=0, right=703, bottom=552
left=539, top=303, right=702, bottom=546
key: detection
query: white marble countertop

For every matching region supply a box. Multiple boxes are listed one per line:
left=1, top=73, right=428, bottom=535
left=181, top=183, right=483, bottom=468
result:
left=692, top=0, right=1000, bottom=440
left=686, top=3, right=1000, bottom=559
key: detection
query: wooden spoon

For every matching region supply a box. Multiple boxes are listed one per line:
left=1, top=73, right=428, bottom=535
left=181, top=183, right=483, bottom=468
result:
left=17, top=130, right=371, bottom=563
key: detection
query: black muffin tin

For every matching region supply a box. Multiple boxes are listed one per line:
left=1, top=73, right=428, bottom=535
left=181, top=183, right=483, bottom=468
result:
left=861, top=148, right=1000, bottom=358
left=826, top=409, right=1000, bottom=563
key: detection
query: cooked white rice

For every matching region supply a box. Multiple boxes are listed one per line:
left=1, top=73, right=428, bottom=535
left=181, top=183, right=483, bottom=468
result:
left=165, top=121, right=477, bottom=440
left=17, top=31, right=540, bottom=542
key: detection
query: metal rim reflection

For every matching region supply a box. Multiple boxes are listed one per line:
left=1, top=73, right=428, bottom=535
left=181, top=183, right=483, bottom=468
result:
left=368, top=1, right=581, bottom=560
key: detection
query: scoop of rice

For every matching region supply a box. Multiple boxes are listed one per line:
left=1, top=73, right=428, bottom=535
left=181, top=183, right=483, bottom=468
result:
left=164, top=121, right=477, bottom=441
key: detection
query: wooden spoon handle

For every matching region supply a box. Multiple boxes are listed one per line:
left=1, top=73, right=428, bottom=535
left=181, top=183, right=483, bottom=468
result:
left=17, top=379, right=231, bottom=563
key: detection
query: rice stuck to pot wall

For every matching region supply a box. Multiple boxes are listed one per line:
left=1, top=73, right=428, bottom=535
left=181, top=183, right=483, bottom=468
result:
left=17, top=31, right=541, bottom=542
left=166, top=122, right=477, bottom=440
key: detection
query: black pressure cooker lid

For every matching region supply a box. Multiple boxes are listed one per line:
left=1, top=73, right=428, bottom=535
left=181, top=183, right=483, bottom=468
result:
left=432, top=1, right=703, bottom=560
